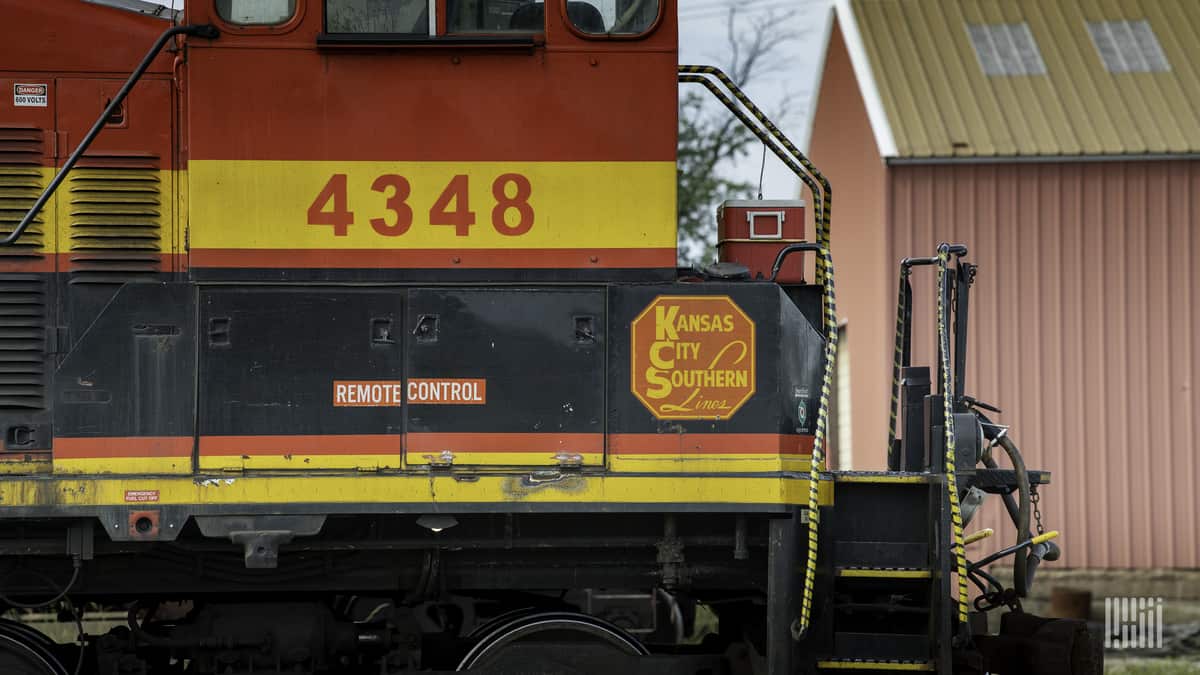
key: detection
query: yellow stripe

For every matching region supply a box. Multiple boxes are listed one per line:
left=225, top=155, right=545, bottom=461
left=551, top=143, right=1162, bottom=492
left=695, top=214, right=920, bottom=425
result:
left=406, top=451, right=602, bottom=468
left=818, top=659, right=932, bottom=672
left=837, top=568, right=932, bottom=579
left=197, top=455, right=404, bottom=472
left=0, top=474, right=834, bottom=508
left=0, top=460, right=52, bottom=475
left=610, top=455, right=812, bottom=473
left=189, top=160, right=676, bottom=250
left=202, top=452, right=608, bottom=471
left=835, top=474, right=929, bottom=484
left=190, top=454, right=813, bottom=473
left=54, top=457, right=191, bottom=475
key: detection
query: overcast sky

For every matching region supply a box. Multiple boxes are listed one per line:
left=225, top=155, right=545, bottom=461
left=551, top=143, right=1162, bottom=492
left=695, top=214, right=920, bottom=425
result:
left=679, top=0, right=833, bottom=200
left=147, top=0, right=832, bottom=198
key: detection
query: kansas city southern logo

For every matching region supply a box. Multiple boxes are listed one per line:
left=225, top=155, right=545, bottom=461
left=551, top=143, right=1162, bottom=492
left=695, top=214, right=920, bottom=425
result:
left=630, top=295, right=755, bottom=420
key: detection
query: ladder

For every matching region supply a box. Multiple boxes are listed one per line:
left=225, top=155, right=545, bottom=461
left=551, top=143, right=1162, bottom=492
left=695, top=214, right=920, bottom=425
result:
left=813, top=472, right=955, bottom=673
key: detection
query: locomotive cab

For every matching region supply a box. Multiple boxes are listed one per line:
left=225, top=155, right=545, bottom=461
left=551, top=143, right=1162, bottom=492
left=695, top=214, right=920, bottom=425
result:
left=183, top=0, right=679, bottom=283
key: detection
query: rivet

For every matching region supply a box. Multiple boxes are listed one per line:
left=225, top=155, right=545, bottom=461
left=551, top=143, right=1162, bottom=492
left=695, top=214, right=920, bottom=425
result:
left=451, top=56, right=462, bottom=65
left=590, top=57, right=599, bottom=67
left=589, top=256, right=599, bottom=263
left=452, top=256, right=462, bottom=264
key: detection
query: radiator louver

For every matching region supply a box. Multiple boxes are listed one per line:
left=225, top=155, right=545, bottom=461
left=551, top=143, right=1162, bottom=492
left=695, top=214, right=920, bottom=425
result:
left=0, top=127, right=47, bottom=411
left=0, top=275, right=47, bottom=409
left=67, top=157, right=162, bottom=284
left=0, top=127, right=46, bottom=258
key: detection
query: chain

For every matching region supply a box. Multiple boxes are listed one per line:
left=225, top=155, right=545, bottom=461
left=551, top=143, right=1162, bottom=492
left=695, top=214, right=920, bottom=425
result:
left=1031, top=485, right=1045, bottom=535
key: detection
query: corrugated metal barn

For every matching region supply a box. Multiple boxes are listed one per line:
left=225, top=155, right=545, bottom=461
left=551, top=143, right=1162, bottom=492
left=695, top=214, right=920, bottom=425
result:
left=808, top=0, right=1200, bottom=569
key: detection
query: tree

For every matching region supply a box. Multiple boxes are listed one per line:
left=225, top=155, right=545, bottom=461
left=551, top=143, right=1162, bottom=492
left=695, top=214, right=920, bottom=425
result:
left=677, top=4, right=802, bottom=264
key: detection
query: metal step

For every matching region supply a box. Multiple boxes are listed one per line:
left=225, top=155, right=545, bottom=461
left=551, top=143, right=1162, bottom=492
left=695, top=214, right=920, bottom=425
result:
left=968, top=467, right=1051, bottom=493
left=834, top=541, right=929, bottom=569
left=832, top=631, right=931, bottom=661
left=816, top=658, right=934, bottom=671
left=834, top=602, right=930, bottom=616
left=836, top=567, right=931, bottom=579
left=833, top=472, right=933, bottom=484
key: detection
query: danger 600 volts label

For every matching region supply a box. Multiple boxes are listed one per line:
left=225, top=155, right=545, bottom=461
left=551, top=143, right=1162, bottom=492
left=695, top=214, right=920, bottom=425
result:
left=631, top=295, right=756, bottom=420
left=13, top=83, right=48, bottom=107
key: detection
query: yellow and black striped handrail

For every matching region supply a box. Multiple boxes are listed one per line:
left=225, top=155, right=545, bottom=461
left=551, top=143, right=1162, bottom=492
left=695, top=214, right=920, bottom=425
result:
left=677, top=65, right=832, bottom=286
left=677, top=65, right=836, bottom=639
left=936, top=244, right=971, bottom=634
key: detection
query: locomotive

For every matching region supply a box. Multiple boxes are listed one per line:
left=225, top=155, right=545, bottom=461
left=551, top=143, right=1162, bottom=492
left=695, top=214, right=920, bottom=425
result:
left=0, top=0, right=1097, bottom=673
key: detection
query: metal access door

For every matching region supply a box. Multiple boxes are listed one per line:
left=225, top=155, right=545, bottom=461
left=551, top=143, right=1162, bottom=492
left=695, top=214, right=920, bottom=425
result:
left=198, top=288, right=404, bottom=471
left=404, top=288, right=606, bottom=468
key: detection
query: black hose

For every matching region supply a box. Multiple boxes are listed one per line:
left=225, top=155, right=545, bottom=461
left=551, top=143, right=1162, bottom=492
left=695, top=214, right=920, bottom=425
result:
left=975, top=412, right=1032, bottom=597
left=0, top=558, right=81, bottom=609
left=980, top=453, right=1021, bottom=524
left=67, top=599, right=85, bottom=675
left=995, top=435, right=1032, bottom=597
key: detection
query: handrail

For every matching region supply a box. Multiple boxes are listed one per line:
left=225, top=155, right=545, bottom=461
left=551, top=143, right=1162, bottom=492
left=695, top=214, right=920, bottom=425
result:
left=677, top=65, right=833, bottom=285
left=677, top=66, right=839, bottom=642
left=0, top=23, right=219, bottom=246
left=935, top=243, right=971, bottom=642
left=768, top=242, right=822, bottom=282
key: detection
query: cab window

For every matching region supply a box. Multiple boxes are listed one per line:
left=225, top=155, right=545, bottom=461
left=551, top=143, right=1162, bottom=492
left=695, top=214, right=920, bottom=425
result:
left=567, top=0, right=658, bottom=36
left=326, top=0, right=429, bottom=34
left=324, top=0, right=541, bottom=34
left=447, top=0, right=543, bottom=33
left=216, top=0, right=297, bottom=25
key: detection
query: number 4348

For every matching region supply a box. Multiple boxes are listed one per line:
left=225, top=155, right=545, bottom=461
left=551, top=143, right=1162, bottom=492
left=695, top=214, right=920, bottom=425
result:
left=307, top=173, right=534, bottom=237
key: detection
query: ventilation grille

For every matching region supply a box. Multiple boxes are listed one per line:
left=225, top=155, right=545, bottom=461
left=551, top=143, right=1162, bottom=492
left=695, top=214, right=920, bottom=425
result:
left=0, top=128, right=48, bottom=411
left=0, top=127, right=47, bottom=259
left=67, top=157, right=163, bottom=284
left=0, top=274, right=47, bottom=410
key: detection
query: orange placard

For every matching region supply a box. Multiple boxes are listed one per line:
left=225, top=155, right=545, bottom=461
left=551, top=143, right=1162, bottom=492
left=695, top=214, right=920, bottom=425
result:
left=630, top=296, right=756, bottom=420
left=333, top=381, right=405, bottom=407
left=407, top=379, right=487, bottom=405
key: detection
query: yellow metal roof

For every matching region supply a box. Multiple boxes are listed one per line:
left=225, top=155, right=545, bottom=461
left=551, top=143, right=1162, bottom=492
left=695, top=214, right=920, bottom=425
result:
left=841, top=0, right=1200, bottom=158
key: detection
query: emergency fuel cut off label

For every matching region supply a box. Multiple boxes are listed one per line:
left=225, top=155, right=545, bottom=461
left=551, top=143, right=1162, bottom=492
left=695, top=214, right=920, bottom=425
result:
left=630, top=295, right=756, bottom=420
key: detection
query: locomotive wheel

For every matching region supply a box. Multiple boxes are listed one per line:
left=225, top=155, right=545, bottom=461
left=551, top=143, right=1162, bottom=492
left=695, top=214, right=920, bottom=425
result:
left=457, top=611, right=648, bottom=672
left=0, top=626, right=68, bottom=675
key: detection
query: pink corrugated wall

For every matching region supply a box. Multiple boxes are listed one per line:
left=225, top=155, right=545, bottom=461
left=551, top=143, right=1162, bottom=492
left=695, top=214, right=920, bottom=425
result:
left=887, top=160, right=1200, bottom=569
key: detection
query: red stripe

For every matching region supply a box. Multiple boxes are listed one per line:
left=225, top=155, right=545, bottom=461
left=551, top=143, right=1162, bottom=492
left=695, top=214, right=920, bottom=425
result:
left=0, top=258, right=54, bottom=273
left=200, top=435, right=400, bottom=456
left=55, top=437, right=192, bottom=459
left=610, top=433, right=814, bottom=455
left=188, top=248, right=676, bottom=270
left=407, top=432, right=603, bottom=454
left=0, top=253, right=185, bottom=275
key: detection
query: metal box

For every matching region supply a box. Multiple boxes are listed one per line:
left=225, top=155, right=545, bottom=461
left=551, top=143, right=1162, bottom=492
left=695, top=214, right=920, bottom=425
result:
left=717, top=199, right=807, bottom=282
